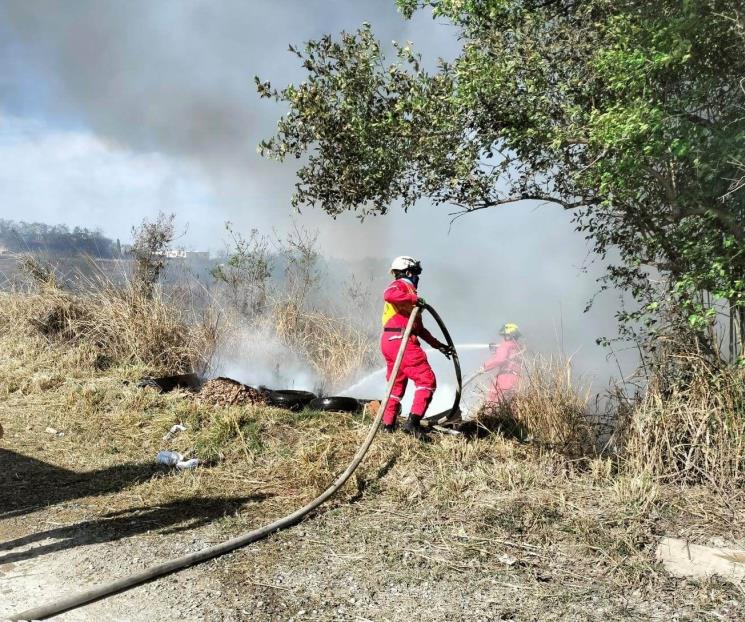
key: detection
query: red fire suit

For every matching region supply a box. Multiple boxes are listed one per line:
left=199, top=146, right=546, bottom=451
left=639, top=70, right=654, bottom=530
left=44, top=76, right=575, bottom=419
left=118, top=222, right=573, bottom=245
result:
left=380, top=278, right=443, bottom=426
left=482, top=339, right=523, bottom=403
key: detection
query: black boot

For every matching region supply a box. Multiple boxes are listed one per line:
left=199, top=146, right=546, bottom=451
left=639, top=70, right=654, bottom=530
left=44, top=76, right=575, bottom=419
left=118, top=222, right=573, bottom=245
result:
left=382, top=422, right=396, bottom=433
left=403, top=414, right=430, bottom=441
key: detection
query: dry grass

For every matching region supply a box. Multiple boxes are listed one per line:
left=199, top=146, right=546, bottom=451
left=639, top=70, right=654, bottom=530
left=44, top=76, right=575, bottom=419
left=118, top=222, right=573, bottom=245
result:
left=2, top=312, right=745, bottom=622
left=470, top=350, right=745, bottom=492
left=0, top=276, right=217, bottom=375
left=2, top=281, right=745, bottom=619
left=270, top=300, right=376, bottom=391
left=620, top=357, right=745, bottom=488
left=513, top=355, right=595, bottom=454
left=473, top=355, right=596, bottom=458
left=4, top=347, right=743, bottom=596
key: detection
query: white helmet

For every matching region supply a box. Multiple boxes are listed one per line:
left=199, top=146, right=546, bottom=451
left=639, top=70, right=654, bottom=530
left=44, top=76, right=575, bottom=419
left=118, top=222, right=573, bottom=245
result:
left=390, top=256, right=422, bottom=275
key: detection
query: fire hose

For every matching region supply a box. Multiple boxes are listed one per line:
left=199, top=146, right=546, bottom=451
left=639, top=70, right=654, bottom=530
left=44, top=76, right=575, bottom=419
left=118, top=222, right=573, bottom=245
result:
left=461, top=370, right=486, bottom=391
left=422, top=302, right=462, bottom=426
left=11, top=303, right=461, bottom=620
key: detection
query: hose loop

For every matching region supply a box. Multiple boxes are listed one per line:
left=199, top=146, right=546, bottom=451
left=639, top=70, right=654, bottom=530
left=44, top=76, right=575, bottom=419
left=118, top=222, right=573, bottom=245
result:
left=422, top=302, right=462, bottom=421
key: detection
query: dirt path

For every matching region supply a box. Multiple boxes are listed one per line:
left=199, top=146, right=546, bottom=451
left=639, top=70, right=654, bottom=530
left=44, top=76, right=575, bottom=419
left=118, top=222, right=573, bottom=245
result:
left=0, top=442, right=246, bottom=621
left=0, top=508, right=236, bottom=621
left=3, top=491, right=743, bottom=622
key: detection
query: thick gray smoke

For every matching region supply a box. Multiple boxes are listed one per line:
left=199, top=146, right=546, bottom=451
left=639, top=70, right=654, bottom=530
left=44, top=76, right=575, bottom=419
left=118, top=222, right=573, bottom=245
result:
left=0, top=1, right=455, bottom=243
left=0, top=1, right=636, bottom=393
left=2, top=2, right=403, bottom=159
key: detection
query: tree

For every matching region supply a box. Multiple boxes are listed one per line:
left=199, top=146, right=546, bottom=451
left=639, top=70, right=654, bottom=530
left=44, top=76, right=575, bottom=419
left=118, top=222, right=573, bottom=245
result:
left=0, top=219, right=115, bottom=257
left=211, top=224, right=273, bottom=318
left=131, top=212, right=175, bottom=299
left=275, top=223, right=321, bottom=308
left=258, top=0, right=745, bottom=363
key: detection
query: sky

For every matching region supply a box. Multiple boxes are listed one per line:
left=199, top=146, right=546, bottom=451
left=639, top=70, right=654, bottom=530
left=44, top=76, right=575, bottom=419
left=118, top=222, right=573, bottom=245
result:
left=0, top=0, right=459, bottom=251
left=0, top=0, right=636, bottom=389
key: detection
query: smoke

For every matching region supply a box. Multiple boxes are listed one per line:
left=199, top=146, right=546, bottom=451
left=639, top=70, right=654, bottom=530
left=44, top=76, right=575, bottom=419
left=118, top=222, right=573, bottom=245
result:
left=0, top=1, right=637, bottom=392
left=212, top=322, right=320, bottom=393
left=0, top=1, right=455, bottom=245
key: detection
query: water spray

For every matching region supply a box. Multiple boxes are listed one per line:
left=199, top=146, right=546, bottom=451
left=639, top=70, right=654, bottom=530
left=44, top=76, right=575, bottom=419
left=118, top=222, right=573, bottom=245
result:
left=341, top=343, right=488, bottom=396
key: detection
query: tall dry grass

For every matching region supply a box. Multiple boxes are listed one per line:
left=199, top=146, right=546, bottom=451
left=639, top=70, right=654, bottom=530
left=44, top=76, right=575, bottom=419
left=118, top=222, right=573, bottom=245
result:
left=0, top=273, right=218, bottom=374
left=5, top=252, right=745, bottom=499
left=208, top=222, right=378, bottom=392
left=475, top=355, right=596, bottom=458
left=620, top=357, right=745, bottom=488
left=271, top=300, right=376, bottom=391
left=471, top=349, right=745, bottom=489
left=3, top=273, right=745, bottom=602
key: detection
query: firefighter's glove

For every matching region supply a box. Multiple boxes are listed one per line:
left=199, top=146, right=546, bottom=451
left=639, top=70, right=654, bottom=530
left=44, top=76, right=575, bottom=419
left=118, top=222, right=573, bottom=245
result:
left=415, top=297, right=427, bottom=308
left=438, top=344, right=455, bottom=359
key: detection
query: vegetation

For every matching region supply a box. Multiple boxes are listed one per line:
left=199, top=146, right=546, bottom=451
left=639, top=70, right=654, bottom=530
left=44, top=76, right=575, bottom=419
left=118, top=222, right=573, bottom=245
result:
left=6, top=3, right=745, bottom=618
left=210, top=224, right=273, bottom=318
left=130, top=212, right=176, bottom=299
left=1, top=239, right=744, bottom=617
left=0, top=219, right=116, bottom=257
left=622, top=354, right=745, bottom=488
left=210, top=223, right=376, bottom=391
left=2, top=281, right=744, bottom=618
left=256, top=0, right=745, bottom=498
left=257, top=0, right=745, bottom=365
left=476, top=355, right=596, bottom=458
left=1, top=263, right=216, bottom=376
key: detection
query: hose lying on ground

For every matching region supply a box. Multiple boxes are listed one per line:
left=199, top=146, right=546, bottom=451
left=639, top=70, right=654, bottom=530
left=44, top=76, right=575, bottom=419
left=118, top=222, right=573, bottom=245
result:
left=10, top=309, right=423, bottom=621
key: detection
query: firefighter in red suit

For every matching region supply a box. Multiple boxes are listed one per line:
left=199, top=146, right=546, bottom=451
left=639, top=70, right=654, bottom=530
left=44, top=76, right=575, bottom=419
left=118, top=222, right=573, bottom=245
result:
left=481, top=323, right=524, bottom=403
left=380, top=256, right=453, bottom=438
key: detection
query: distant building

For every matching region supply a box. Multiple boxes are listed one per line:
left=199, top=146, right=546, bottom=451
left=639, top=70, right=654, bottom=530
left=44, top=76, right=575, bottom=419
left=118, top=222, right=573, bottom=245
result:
left=122, top=246, right=210, bottom=260
left=154, top=249, right=210, bottom=260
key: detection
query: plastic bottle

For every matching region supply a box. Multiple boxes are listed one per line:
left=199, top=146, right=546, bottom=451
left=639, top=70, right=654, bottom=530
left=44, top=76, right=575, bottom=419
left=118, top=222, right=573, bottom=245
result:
left=156, top=450, right=183, bottom=466
left=176, top=458, right=199, bottom=470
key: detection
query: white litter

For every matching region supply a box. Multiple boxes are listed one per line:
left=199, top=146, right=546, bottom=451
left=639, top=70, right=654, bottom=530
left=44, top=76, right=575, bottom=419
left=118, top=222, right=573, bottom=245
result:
left=175, top=458, right=200, bottom=470
left=162, top=424, right=188, bottom=441
left=155, top=450, right=199, bottom=470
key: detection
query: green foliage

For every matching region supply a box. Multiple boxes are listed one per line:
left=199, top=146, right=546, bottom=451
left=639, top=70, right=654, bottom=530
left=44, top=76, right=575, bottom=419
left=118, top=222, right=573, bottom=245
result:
left=258, top=0, right=745, bottom=359
left=257, top=27, right=466, bottom=217
left=211, top=223, right=272, bottom=317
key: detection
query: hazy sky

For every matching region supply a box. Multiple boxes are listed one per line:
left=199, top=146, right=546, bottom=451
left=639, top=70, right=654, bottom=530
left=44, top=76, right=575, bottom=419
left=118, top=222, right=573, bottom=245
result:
left=0, top=0, right=460, bottom=252
left=0, top=1, right=635, bottom=386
